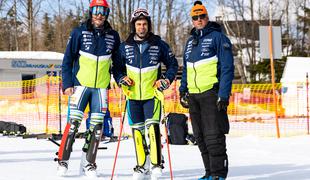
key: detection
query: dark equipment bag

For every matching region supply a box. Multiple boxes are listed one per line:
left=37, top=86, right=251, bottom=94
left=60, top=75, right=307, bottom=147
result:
left=167, top=113, right=189, bottom=145
left=0, top=121, right=27, bottom=135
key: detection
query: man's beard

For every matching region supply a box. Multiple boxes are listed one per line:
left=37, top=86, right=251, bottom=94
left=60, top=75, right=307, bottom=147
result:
left=92, top=19, right=105, bottom=28
left=136, top=32, right=148, bottom=39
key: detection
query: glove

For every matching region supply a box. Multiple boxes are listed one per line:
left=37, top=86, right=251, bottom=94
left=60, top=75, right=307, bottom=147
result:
left=216, top=97, right=229, bottom=112
left=154, top=79, right=170, bottom=91
left=64, top=87, right=74, bottom=96
left=180, top=92, right=189, bottom=108
left=119, top=76, right=134, bottom=86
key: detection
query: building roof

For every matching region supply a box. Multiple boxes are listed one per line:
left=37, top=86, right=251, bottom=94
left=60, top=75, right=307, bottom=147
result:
left=281, top=57, right=310, bottom=83
left=0, top=51, right=64, bottom=60
left=216, top=19, right=281, bottom=41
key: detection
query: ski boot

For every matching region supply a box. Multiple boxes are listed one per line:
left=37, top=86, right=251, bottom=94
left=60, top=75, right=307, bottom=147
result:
left=133, top=155, right=150, bottom=180
left=133, top=165, right=150, bottom=180
left=82, top=161, right=98, bottom=177
left=150, top=165, right=163, bottom=180
left=57, top=160, right=68, bottom=176
left=79, top=151, right=98, bottom=177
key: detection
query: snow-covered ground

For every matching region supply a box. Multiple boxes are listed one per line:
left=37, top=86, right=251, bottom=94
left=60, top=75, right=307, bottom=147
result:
left=0, top=135, right=310, bottom=180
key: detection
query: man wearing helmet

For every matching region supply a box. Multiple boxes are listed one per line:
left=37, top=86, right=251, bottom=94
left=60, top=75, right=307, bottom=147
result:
left=179, top=1, right=234, bottom=180
left=112, top=8, right=178, bottom=180
left=57, top=0, right=120, bottom=177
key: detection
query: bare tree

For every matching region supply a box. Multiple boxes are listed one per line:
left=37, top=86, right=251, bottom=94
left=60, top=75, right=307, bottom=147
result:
left=219, top=0, right=249, bottom=83
left=0, top=0, right=306, bottom=83
left=13, top=0, right=44, bottom=50
left=0, top=0, right=7, bottom=13
left=115, top=0, right=125, bottom=39
left=127, top=0, right=132, bottom=33
left=284, top=0, right=290, bottom=56
left=58, top=0, right=64, bottom=50
left=250, top=0, right=255, bottom=72
left=145, top=0, right=149, bottom=9
left=151, top=0, right=155, bottom=33
left=137, top=0, right=141, bottom=9
left=27, top=0, right=33, bottom=50
left=173, top=3, right=191, bottom=56
left=293, top=0, right=303, bottom=53
left=166, top=0, right=175, bottom=52
left=156, top=0, right=163, bottom=35
left=110, top=0, right=115, bottom=28
left=13, top=0, right=18, bottom=50
left=122, top=0, right=127, bottom=34
left=300, top=0, right=307, bottom=51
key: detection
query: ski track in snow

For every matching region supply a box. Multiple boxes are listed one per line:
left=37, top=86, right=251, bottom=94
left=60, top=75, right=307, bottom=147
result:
left=0, top=135, right=310, bottom=180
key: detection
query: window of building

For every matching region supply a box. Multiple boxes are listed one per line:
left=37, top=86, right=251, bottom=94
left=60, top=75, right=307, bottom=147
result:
left=22, top=74, right=36, bottom=99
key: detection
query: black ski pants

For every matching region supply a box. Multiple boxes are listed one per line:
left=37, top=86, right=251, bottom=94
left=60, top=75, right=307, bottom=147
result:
left=188, top=88, right=229, bottom=178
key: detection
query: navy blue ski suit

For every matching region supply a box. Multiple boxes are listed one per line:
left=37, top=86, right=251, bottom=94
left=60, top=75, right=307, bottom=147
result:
left=180, top=21, right=234, bottom=178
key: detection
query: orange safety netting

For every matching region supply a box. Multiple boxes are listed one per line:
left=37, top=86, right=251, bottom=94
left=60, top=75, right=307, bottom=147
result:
left=0, top=76, right=309, bottom=137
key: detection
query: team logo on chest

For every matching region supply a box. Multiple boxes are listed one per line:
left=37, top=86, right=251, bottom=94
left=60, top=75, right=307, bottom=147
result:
left=105, top=34, right=115, bottom=53
left=185, top=40, right=193, bottom=60
left=82, top=31, right=93, bottom=51
left=148, top=46, right=159, bottom=65
left=125, top=45, right=134, bottom=64
left=201, top=38, right=212, bottom=57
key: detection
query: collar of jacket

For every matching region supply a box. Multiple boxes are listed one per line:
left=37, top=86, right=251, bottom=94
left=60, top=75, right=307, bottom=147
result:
left=125, top=32, right=161, bottom=46
left=190, top=21, right=222, bottom=38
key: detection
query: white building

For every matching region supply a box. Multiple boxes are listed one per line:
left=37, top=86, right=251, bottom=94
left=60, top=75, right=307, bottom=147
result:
left=0, top=51, right=63, bottom=82
left=281, top=57, right=310, bottom=117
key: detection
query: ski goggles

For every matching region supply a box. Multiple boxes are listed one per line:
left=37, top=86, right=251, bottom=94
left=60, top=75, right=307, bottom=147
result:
left=192, top=14, right=207, bottom=21
left=131, top=9, right=149, bottom=21
left=91, top=6, right=110, bottom=16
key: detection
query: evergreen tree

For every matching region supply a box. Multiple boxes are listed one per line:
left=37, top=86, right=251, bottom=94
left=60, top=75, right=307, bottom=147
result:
left=252, top=58, right=287, bottom=83
left=64, top=10, right=77, bottom=37
left=0, top=17, right=16, bottom=50
left=41, top=13, right=55, bottom=51
left=294, top=6, right=310, bottom=56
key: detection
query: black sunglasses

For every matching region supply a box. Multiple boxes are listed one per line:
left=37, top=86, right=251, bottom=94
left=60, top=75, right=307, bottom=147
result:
left=192, top=14, right=207, bottom=21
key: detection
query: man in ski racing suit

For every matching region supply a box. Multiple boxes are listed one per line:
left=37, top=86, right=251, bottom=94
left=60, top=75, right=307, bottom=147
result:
left=113, top=8, right=178, bottom=180
left=179, top=1, right=234, bottom=180
left=57, top=0, right=120, bottom=177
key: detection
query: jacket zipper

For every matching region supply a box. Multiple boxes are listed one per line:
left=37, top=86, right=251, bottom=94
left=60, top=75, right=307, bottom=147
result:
left=138, top=45, right=142, bottom=100
left=94, top=32, right=99, bottom=88
left=193, top=62, right=201, bottom=93
left=95, top=56, right=99, bottom=88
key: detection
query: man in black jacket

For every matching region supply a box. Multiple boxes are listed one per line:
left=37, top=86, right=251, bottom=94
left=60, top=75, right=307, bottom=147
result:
left=179, top=1, right=234, bottom=180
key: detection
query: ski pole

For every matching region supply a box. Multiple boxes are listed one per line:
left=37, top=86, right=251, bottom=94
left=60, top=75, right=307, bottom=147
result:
left=155, top=89, right=173, bottom=180
left=162, top=106, right=173, bottom=180
left=67, top=96, right=71, bottom=123
left=110, top=99, right=127, bottom=180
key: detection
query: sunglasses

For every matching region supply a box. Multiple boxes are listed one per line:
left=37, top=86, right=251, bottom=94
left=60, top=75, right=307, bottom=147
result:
left=91, top=6, right=110, bottom=16
left=192, top=14, right=207, bottom=21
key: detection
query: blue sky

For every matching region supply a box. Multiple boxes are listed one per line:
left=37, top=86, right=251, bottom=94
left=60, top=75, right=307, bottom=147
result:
left=39, top=0, right=217, bottom=20
left=1, top=0, right=217, bottom=23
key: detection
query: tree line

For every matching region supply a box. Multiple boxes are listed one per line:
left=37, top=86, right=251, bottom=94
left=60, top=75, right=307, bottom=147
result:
left=0, top=0, right=309, bottom=83
left=0, top=0, right=192, bottom=56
